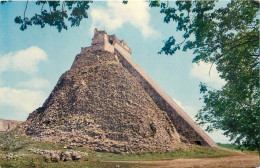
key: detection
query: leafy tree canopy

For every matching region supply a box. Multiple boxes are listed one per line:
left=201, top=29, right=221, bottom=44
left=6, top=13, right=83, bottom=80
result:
left=150, top=0, right=259, bottom=151
left=2, top=1, right=92, bottom=32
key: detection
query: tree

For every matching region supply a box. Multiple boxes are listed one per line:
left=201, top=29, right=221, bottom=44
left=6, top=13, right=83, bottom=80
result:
left=2, top=0, right=259, bottom=151
left=1, top=1, right=92, bottom=32
left=150, top=0, right=259, bottom=151
left=1, top=0, right=126, bottom=32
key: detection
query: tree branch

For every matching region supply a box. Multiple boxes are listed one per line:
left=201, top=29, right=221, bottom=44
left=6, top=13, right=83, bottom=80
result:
left=216, top=39, right=259, bottom=60
left=209, top=62, right=214, bottom=77
left=220, top=36, right=247, bottom=46
left=250, top=61, right=260, bottom=70
left=41, top=2, right=45, bottom=12
left=49, top=2, right=52, bottom=13
left=250, top=54, right=260, bottom=57
left=24, top=0, right=28, bottom=19
left=174, top=38, right=187, bottom=48
left=62, top=1, right=65, bottom=12
left=250, top=0, right=260, bottom=6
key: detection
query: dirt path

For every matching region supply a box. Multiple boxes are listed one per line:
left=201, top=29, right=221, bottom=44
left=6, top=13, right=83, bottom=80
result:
left=109, top=153, right=259, bottom=168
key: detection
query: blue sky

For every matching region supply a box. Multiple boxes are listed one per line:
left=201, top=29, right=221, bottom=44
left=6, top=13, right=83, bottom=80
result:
left=0, top=1, right=229, bottom=143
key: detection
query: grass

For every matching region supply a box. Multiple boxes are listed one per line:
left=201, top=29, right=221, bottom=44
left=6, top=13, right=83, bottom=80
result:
left=82, top=146, right=235, bottom=162
left=0, top=146, right=235, bottom=168
left=0, top=129, right=30, bottom=153
left=0, top=129, right=64, bottom=155
left=0, top=155, right=139, bottom=168
left=0, top=130, right=238, bottom=168
left=216, top=143, right=253, bottom=152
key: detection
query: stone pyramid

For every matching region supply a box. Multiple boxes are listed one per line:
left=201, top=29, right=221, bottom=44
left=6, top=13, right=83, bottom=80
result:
left=25, top=29, right=217, bottom=153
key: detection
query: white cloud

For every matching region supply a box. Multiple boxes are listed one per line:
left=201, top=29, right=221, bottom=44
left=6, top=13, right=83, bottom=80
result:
left=90, top=1, right=160, bottom=38
left=0, top=87, right=47, bottom=120
left=0, top=47, right=49, bottom=120
left=207, top=130, right=233, bottom=144
left=17, top=77, right=51, bottom=90
left=190, top=61, right=226, bottom=89
left=0, top=46, right=47, bottom=74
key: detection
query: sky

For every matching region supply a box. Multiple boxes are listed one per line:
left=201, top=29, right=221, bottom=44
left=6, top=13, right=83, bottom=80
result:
left=0, top=1, right=230, bottom=143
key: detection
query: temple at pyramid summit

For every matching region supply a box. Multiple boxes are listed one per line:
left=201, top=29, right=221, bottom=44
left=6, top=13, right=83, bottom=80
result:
left=24, top=28, right=217, bottom=153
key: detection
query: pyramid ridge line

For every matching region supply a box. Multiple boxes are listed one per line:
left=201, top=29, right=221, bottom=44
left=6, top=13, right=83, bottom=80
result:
left=113, top=49, right=218, bottom=147
left=25, top=29, right=218, bottom=152
left=74, top=28, right=217, bottom=147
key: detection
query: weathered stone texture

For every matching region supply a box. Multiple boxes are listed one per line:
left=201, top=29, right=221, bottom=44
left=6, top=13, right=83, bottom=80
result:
left=26, top=50, right=185, bottom=153
left=115, top=49, right=217, bottom=147
left=25, top=28, right=217, bottom=153
left=71, top=50, right=119, bottom=69
left=82, top=28, right=132, bottom=58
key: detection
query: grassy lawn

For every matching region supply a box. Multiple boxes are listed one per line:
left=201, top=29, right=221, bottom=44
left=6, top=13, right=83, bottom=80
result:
left=0, top=146, right=236, bottom=168
left=0, top=130, right=238, bottom=168
left=82, top=146, right=235, bottom=162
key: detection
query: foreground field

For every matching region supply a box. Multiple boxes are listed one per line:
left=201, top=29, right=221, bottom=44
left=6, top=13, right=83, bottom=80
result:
left=0, top=150, right=259, bottom=168
left=107, top=151, right=259, bottom=168
left=0, top=130, right=259, bottom=168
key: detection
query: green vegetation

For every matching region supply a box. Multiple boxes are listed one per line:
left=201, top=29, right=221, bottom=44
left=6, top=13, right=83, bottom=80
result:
left=0, top=129, right=30, bottom=152
left=1, top=0, right=258, bottom=152
left=216, top=143, right=253, bottom=152
left=0, top=146, right=235, bottom=168
left=0, top=129, right=237, bottom=168
left=85, top=146, right=234, bottom=161
left=1, top=0, right=259, bottom=163
left=7, top=1, right=92, bottom=32
left=0, top=155, right=139, bottom=168
left=150, top=0, right=259, bottom=152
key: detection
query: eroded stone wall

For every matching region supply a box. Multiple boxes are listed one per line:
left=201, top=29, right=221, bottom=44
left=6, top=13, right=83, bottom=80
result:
left=71, top=49, right=119, bottom=69
left=25, top=50, right=185, bottom=153
left=82, top=28, right=132, bottom=58
left=114, top=49, right=217, bottom=147
left=79, top=28, right=216, bottom=147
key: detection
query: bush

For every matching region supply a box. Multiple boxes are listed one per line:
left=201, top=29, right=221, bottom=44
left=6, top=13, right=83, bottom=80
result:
left=0, top=130, right=30, bottom=152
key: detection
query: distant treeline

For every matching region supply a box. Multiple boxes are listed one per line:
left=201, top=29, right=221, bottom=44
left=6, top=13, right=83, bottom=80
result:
left=216, top=143, right=256, bottom=151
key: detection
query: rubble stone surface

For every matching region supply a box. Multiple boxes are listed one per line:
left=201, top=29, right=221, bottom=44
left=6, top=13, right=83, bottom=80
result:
left=23, top=29, right=217, bottom=153
left=25, top=50, right=185, bottom=153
